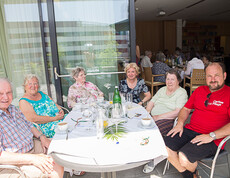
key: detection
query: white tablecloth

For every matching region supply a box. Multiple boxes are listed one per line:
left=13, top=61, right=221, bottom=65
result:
left=48, top=103, right=168, bottom=172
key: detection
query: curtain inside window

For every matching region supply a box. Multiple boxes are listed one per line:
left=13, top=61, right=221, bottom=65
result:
left=0, top=0, right=48, bottom=105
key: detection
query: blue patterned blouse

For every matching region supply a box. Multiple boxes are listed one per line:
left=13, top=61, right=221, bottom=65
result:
left=119, top=78, right=149, bottom=103
left=19, top=91, right=64, bottom=138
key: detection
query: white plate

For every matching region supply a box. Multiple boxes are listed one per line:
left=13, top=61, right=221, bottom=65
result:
left=137, top=121, right=155, bottom=129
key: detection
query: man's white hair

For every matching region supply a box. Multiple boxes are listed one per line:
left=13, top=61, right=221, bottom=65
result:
left=0, top=78, right=13, bottom=92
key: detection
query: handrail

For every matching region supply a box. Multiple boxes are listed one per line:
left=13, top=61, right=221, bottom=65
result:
left=54, top=67, right=125, bottom=79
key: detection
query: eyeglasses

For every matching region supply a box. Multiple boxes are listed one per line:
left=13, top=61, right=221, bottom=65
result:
left=28, top=83, right=39, bottom=86
left=204, top=93, right=212, bottom=107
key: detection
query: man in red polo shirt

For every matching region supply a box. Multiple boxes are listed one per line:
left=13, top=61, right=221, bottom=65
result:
left=164, top=62, right=230, bottom=178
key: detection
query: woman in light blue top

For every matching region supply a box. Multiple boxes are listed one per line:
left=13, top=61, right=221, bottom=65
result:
left=19, top=74, right=65, bottom=138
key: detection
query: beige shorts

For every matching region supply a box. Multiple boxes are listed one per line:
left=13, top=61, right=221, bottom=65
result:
left=0, top=138, right=49, bottom=178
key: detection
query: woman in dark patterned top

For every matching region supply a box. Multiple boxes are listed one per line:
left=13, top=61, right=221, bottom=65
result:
left=152, top=51, right=171, bottom=82
left=119, top=63, right=151, bottom=105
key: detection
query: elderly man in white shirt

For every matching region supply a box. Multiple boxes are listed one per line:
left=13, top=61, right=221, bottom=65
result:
left=184, top=57, right=204, bottom=76
left=141, top=50, right=153, bottom=70
left=180, top=57, right=204, bottom=79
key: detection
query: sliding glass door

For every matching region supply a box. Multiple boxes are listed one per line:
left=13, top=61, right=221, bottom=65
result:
left=52, top=0, right=131, bottom=107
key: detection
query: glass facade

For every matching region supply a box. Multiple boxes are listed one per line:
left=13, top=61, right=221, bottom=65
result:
left=0, top=0, right=131, bottom=107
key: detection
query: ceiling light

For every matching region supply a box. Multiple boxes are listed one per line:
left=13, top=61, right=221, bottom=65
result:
left=158, top=10, right=166, bottom=16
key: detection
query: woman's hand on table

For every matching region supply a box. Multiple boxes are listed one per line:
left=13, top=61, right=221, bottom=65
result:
left=58, top=109, right=64, bottom=115
left=54, top=112, right=64, bottom=121
left=137, top=101, right=143, bottom=105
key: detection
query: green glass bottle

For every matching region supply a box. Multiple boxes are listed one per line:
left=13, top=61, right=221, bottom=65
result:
left=113, top=86, right=121, bottom=104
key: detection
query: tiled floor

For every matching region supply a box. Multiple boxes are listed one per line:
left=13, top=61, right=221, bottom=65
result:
left=64, top=153, right=230, bottom=178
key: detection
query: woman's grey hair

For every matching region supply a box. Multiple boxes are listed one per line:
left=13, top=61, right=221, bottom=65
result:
left=71, top=66, right=86, bottom=79
left=156, top=51, right=165, bottom=62
left=0, top=78, right=13, bottom=92
left=23, top=74, right=40, bottom=91
left=166, top=69, right=182, bottom=83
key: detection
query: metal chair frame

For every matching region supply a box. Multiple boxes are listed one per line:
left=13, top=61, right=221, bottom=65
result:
left=60, top=105, right=70, bottom=113
left=163, top=133, right=230, bottom=178
left=198, top=135, right=230, bottom=178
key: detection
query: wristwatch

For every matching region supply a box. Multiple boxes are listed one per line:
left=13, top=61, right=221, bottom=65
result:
left=209, top=132, right=216, bottom=140
left=38, top=133, right=45, bottom=139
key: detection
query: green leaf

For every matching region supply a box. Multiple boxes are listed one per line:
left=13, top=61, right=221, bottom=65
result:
left=103, top=122, right=127, bottom=141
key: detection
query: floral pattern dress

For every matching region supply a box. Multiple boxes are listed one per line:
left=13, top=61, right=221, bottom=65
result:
left=19, top=91, right=64, bottom=138
left=67, top=81, right=103, bottom=108
left=119, top=78, right=148, bottom=103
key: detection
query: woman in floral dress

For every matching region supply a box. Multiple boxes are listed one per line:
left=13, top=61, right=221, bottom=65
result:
left=67, top=66, right=104, bottom=108
left=19, top=74, right=65, bottom=138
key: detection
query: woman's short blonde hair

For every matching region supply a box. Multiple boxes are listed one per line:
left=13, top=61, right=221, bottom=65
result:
left=71, top=66, right=86, bottom=79
left=124, top=63, right=140, bottom=75
left=23, top=74, right=40, bottom=91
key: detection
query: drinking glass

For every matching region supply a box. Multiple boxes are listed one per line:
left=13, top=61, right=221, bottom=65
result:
left=109, top=92, right=114, bottom=104
left=121, top=104, right=128, bottom=123
left=120, top=93, right=126, bottom=103
left=126, top=93, right=133, bottom=102
left=126, top=93, right=133, bottom=109
left=111, top=103, right=122, bottom=133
